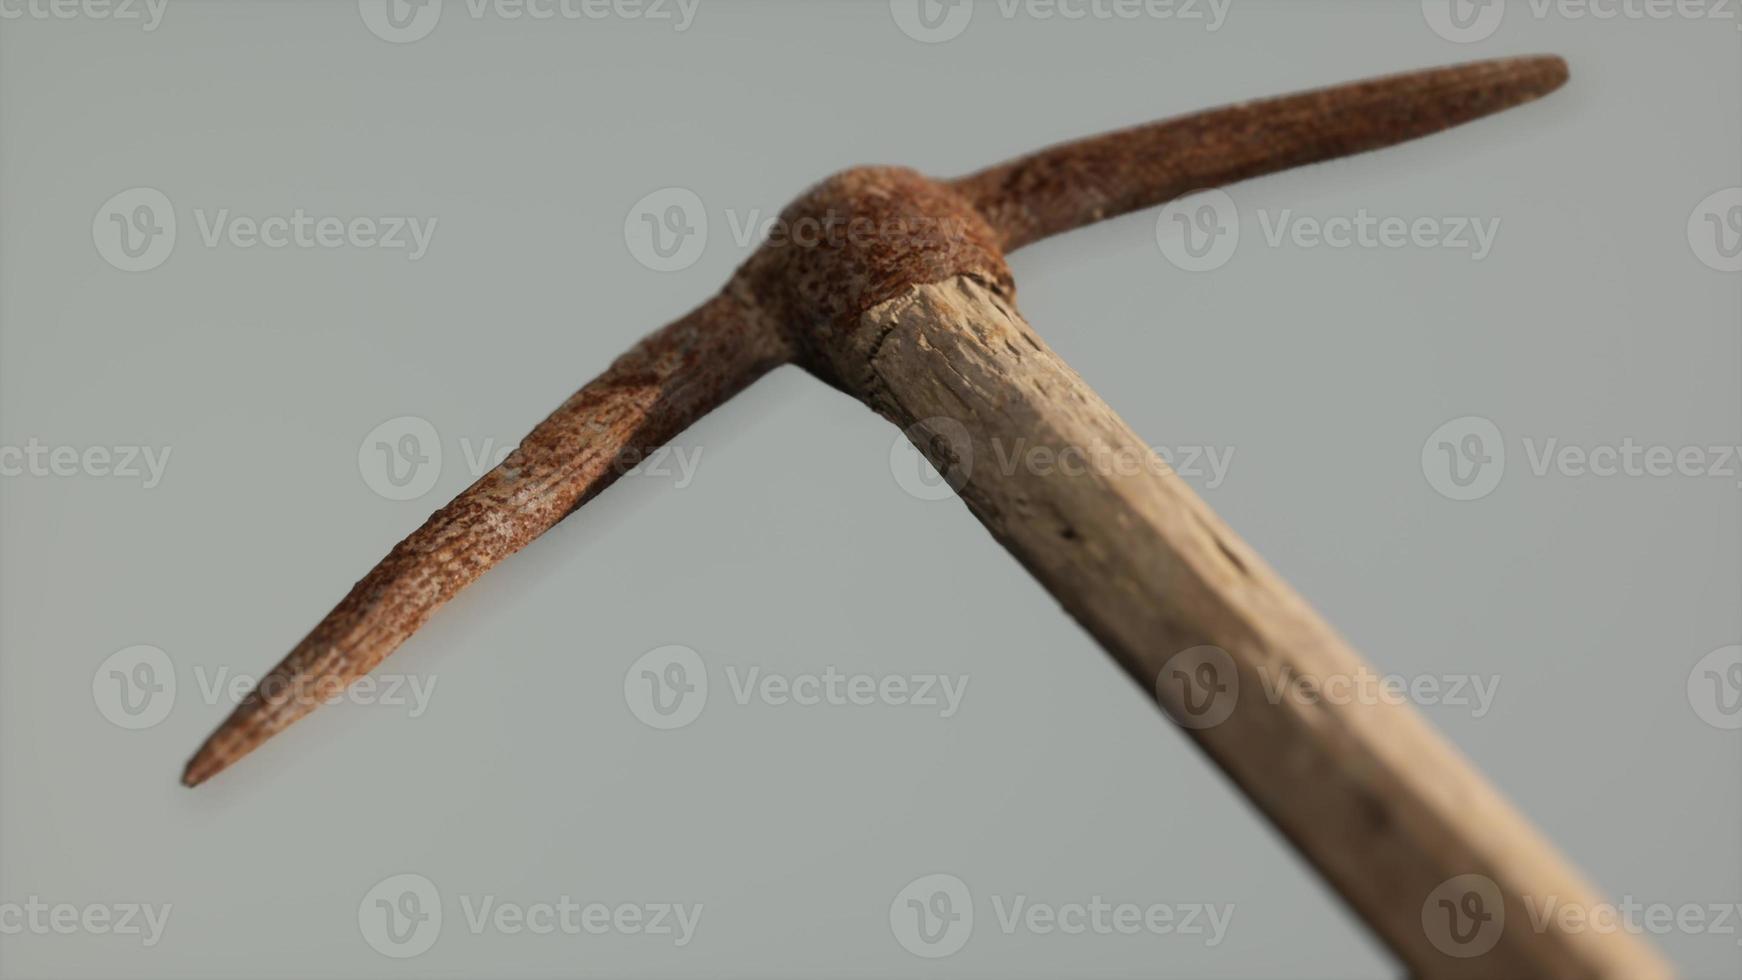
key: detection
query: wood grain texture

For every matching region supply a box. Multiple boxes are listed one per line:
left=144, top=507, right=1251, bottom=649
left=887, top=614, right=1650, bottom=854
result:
left=848, top=275, right=1671, bottom=980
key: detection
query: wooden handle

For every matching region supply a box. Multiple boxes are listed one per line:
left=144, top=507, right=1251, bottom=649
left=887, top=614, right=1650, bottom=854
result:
left=846, top=274, right=1670, bottom=979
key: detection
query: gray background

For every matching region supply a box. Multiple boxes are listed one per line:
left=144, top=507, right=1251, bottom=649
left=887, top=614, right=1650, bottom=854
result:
left=2, top=1, right=1739, bottom=977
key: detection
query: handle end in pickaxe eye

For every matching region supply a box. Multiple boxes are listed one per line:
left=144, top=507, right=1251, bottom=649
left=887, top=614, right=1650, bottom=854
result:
left=953, top=54, right=1570, bottom=251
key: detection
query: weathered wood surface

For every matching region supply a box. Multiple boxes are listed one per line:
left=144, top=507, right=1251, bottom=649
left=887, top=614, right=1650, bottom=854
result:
left=850, top=274, right=1672, bottom=980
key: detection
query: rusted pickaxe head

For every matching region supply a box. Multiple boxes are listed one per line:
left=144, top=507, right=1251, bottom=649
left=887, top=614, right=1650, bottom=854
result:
left=738, top=54, right=1570, bottom=398
left=185, top=55, right=1567, bottom=785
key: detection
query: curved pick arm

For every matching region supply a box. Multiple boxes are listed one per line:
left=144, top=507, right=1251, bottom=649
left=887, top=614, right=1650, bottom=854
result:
left=182, top=291, right=791, bottom=787
left=953, top=55, right=1568, bottom=251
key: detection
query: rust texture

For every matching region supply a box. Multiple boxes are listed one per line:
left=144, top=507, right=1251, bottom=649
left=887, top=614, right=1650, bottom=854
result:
left=953, top=55, right=1569, bottom=250
left=186, top=55, right=1568, bottom=788
left=181, top=293, right=791, bottom=786
left=733, top=165, right=1012, bottom=391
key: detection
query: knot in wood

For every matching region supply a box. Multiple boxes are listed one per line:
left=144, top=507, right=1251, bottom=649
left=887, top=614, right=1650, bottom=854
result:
left=733, top=165, right=1012, bottom=391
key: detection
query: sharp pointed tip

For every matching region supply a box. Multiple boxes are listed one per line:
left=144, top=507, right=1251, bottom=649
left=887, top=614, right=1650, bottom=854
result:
left=1514, top=53, right=1571, bottom=92
left=181, top=749, right=218, bottom=788
left=183, top=721, right=250, bottom=787
left=1388, top=53, right=1573, bottom=138
left=1471, top=53, right=1570, bottom=104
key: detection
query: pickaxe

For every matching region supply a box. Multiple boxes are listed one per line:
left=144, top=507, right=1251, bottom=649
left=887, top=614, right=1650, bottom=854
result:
left=184, top=55, right=1672, bottom=978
